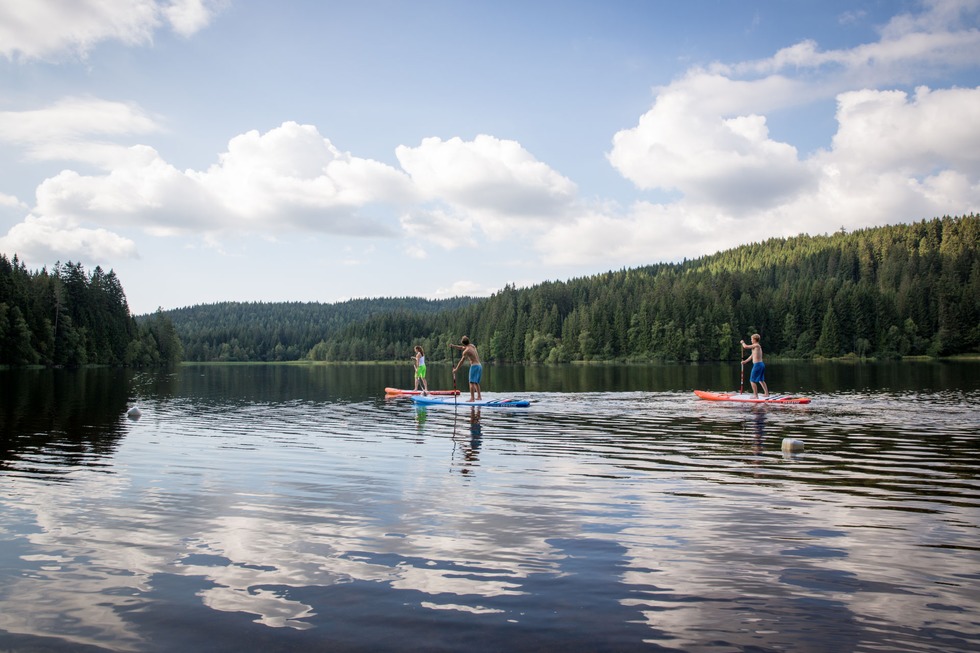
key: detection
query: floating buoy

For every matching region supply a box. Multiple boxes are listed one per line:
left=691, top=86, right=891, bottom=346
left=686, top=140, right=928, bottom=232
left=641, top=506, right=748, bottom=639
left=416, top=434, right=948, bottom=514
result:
left=127, top=406, right=142, bottom=419
left=781, top=438, right=804, bottom=453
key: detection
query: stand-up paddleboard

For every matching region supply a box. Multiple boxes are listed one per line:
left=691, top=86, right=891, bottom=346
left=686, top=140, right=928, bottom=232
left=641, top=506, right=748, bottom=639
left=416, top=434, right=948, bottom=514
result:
left=410, top=395, right=531, bottom=408
left=694, top=390, right=811, bottom=404
left=385, top=387, right=460, bottom=396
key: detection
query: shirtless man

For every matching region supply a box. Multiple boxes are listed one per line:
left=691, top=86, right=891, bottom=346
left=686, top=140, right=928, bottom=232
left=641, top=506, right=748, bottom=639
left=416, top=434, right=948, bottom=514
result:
left=451, top=336, right=482, bottom=401
left=740, top=334, right=769, bottom=399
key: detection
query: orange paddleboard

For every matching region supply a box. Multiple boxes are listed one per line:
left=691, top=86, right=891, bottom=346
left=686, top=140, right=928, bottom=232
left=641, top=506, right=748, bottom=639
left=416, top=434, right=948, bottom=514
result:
left=694, top=390, right=811, bottom=404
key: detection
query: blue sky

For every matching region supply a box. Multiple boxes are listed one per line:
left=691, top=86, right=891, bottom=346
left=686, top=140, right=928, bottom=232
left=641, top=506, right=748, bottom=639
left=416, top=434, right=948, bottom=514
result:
left=1, top=0, right=978, bottom=315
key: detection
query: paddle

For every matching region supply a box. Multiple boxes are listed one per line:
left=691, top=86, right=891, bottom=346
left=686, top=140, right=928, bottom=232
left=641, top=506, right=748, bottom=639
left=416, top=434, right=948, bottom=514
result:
left=740, top=360, right=745, bottom=395
left=451, top=343, right=457, bottom=407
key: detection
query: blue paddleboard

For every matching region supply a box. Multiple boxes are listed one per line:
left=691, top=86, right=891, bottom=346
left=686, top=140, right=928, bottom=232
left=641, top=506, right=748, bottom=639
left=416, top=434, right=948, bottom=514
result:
left=410, top=395, right=531, bottom=408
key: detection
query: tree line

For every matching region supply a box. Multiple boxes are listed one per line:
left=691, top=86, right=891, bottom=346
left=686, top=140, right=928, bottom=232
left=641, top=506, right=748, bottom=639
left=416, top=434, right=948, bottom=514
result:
left=164, top=297, right=479, bottom=362
left=305, top=214, right=979, bottom=363
left=0, top=257, right=181, bottom=367
left=4, top=214, right=976, bottom=367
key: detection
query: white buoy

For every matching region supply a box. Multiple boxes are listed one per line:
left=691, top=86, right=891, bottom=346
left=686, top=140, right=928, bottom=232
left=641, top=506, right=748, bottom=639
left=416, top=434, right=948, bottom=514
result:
left=127, top=406, right=142, bottom=419
left=781, top=438, right=804, bottom=453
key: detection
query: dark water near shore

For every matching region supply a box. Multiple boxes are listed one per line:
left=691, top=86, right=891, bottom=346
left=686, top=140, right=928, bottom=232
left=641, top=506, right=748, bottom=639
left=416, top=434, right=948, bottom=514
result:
left=1, top=361, right=978, bottom=652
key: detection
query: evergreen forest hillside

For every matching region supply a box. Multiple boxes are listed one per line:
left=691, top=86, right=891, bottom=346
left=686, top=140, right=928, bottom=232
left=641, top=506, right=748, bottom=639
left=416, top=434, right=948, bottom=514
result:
left=4, top=216, right=974, bottom=368
left=0, top=258, right=181, bottom=366
left=159, top=297, right=480, bottom=362
left=163, top=214, right=979, bottom=364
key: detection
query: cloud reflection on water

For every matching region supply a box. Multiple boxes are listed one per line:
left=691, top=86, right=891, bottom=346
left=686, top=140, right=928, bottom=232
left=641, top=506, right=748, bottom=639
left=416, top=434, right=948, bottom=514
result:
left=0, top=384, right=978, bottom=652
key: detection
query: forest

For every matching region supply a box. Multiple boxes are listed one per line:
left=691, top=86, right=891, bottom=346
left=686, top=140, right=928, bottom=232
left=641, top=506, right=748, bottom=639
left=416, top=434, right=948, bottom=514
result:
left=0, top=257, right=181, bottom=367
left=3, top=215, right=977, bottom=367
left=164, top=297, right=479, bottom=362
left=166, top=214, right=979, bottom=364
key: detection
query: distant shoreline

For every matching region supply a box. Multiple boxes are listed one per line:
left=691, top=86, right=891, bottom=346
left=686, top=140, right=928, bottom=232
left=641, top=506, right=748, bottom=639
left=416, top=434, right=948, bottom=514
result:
left=4, top=353, right=977, bottom=372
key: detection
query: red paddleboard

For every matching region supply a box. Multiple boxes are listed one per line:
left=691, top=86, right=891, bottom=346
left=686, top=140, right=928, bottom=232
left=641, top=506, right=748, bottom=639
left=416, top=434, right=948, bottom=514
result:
left=694, top=390, right=811, bottom=404
left=385, top=387, right=460, bottom=396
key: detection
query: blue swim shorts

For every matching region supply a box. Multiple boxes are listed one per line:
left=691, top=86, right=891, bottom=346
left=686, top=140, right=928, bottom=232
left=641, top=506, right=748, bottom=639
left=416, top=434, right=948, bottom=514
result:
left=750, top=361, right=766, bottom=383
left=469, top=363, right=482, bottom=384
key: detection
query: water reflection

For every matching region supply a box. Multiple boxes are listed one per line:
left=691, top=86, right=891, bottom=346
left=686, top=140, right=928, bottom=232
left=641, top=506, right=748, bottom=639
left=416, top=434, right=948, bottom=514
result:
left=127, top=359, right=980, bottom=400
left=0, top=364, right=978, bottom=652
left=452, top=407, right=483, bottom=475
left=747, top=405, right=768, bottom=454
left=0, top=367, right=132, bottom=477
left=414, top=405, right=428, bottom=440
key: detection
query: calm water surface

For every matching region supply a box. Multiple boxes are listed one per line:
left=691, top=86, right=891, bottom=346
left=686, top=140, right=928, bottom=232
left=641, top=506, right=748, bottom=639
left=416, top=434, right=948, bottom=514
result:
left=1, top=362, right=978, bottom=652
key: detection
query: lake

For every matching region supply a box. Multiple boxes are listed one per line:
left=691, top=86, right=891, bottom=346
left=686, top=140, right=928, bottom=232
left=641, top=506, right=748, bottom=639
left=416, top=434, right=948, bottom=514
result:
left=1, top=361, right=978, bottom=652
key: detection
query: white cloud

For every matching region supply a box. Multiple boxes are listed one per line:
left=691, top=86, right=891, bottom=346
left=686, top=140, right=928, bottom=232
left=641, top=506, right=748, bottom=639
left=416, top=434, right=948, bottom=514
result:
left=165, top=0, right=224, bottom=37
left=881, top=0, right=980, bottom=39
left=590, top=1, right=980, bottom=269
left=607, top=0, right=980, bottom=221
left=2, top=121, right=418, bottom=264
left=0, top=214, right=137, bottom=262
left=4, top=113, right=583, bottom=263
left=2, top=0, right=978, bottom=279
left=536, top=202, right=740, bottom=268
left=829, top=86, right=980, bottom=175
left=0, top=0, right=223, bottom=61
left=396, top=135, right=578, bottom=235
left=608, top=72, right=814, bottom=213
left=723, top=0, right=980, bottom=81
left=563, top=83, right=980, bottom=267
left=433, top=279, right=496, bottom=298
left=0, top=97, right=161, bottom=147
left=399, top=207, right=476, bottom=253
left=34, top=146, right=211, bottom=230
left=0, top=191, right=27, bottom=210
left=186, top=122, right=416, bottom=231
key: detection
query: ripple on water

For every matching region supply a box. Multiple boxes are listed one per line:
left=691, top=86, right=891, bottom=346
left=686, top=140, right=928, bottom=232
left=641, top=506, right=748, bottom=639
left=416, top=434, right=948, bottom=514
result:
left=1, top=387, right=978, bottom=652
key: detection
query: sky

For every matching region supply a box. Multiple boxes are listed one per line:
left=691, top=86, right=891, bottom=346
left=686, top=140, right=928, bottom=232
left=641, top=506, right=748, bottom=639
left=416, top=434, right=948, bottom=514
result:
left=1, top=0, right=978, bottom=315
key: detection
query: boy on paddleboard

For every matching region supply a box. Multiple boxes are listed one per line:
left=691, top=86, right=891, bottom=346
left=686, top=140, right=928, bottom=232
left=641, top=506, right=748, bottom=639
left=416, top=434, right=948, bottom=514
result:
left=740, top=334, right=769, bottom=399
left=451, top=336, right=482, bottom=402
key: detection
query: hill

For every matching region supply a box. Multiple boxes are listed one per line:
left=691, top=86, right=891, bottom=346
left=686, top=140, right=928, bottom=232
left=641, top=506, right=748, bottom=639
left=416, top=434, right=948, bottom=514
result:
left=154, top=297, right=479, bottom=362
left=155, top=214, right=979, bottom=364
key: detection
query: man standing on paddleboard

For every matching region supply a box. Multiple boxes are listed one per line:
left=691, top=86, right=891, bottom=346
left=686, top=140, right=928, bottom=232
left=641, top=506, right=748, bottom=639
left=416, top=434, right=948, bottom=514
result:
left=740, top=334, right=769, bottom=399
left=451, top=336, right=482, bottom=402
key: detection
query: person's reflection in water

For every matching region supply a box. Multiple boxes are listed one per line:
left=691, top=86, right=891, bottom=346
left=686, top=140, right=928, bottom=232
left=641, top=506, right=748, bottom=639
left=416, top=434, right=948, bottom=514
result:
left=414, top=406, right=428, bottom=443
left=455, top=407, right=483, bottom=475
left=749, top=405, right=767, bottom=455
